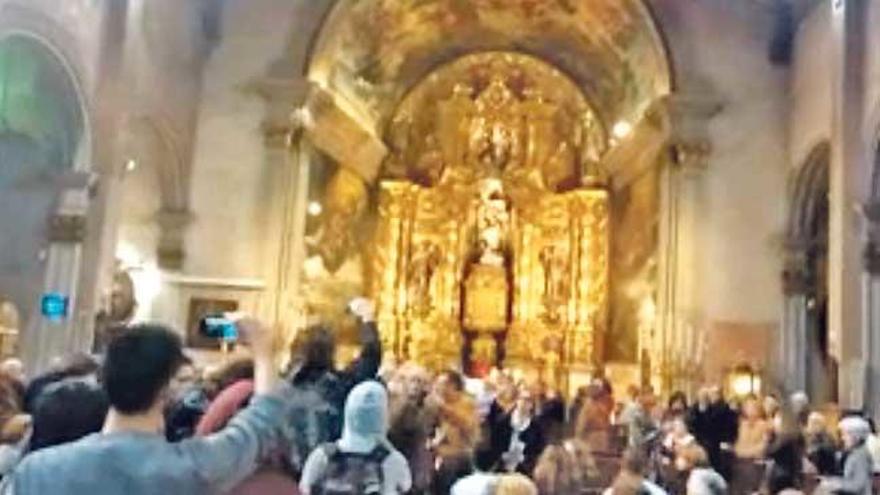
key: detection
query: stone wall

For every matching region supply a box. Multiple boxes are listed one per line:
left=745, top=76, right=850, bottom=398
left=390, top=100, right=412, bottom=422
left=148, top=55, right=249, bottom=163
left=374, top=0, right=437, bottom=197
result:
left=652, top=0, right=789, bottom=380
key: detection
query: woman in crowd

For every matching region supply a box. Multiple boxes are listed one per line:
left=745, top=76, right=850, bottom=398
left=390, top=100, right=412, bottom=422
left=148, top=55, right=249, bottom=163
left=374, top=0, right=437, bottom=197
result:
left=663, top=392, right=689, bottom=427
left=575, top=384, right=613, bottom=453
left=678, top=444, right=727, bottom=495
left=764, top=408, right=804, bottom=494
left=820, top=416, right=874, bottom=495
left=733, top=395, right=770, bottom=494
left=428, top=370, right=479, bottom=495
left=659, top=417, right=695, bottom=493
left=606, top=448, right=668, bottom=495
left=804, top=411, right=838, bottom=476
left=734, top=395, right=769, bottom=460
left=495, top=473, right=538, bottom=495
left=532, top=443, right=579, bottom=495
left=495, top=387, right=546, bottom=475
left=387, top=363, right=433, bottom=494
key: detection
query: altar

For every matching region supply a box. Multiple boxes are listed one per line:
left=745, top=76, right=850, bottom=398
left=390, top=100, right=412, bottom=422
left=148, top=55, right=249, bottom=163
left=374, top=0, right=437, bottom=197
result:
left=345, top=53, right=612, bottom=392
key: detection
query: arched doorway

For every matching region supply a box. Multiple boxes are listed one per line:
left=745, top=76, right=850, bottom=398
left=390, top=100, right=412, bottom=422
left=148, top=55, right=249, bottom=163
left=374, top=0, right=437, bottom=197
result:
left=0, top=34, right=87, bottom=337
left=785, top=142, right=835, bottom=402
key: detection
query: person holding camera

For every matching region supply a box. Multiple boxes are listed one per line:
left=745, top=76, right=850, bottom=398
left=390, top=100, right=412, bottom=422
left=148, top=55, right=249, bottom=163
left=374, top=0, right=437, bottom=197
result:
left=1, top=317, right=288, bottom=494
left=282, top=298, right=383, bottom=475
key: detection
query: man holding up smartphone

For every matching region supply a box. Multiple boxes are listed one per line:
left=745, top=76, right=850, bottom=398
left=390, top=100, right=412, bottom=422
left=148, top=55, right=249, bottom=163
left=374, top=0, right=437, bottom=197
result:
left=2, top=316, right=288, bottom=494
left=282, top=297, right=383, bottom=476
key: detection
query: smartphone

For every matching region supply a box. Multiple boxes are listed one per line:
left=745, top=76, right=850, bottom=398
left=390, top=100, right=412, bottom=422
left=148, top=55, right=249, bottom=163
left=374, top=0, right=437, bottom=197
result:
left=198, top=315, right=238, bottom=342
left=41, top=293, right=70, bottom=320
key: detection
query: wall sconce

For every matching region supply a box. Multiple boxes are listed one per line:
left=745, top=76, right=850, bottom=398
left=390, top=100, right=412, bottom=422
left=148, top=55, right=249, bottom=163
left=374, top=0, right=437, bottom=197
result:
left=727, top=363, right=761, bottom=398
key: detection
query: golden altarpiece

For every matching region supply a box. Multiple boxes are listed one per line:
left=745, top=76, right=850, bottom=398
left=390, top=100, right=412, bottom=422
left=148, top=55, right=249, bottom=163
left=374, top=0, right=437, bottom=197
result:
left=320, top=53, right=610, bottom=391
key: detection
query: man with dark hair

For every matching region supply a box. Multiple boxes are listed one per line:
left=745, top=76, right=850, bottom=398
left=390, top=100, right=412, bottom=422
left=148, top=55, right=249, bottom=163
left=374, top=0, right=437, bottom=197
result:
left=282, top=298, right=382, bottom=474
left=28, top=378, right=108, bottom=451
left=2, top=319, right=289, bottom=494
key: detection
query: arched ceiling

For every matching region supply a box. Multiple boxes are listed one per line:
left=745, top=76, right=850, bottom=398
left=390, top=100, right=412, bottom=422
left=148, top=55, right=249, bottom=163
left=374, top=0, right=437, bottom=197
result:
left=308, top=0, right=672, bottom=133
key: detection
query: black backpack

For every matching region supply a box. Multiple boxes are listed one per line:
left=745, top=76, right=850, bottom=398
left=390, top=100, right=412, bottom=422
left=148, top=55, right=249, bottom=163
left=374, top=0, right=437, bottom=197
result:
left=313, top=443, right=390, bottom=495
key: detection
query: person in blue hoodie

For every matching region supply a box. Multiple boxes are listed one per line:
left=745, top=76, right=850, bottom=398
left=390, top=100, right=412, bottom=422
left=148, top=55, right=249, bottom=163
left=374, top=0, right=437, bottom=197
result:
left=300, top=380, right=411, bottom=495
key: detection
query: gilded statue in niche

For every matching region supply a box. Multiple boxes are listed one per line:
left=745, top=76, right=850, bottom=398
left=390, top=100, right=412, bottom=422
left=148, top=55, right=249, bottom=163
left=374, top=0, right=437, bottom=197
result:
left=407, top=240, right=442, bottom=316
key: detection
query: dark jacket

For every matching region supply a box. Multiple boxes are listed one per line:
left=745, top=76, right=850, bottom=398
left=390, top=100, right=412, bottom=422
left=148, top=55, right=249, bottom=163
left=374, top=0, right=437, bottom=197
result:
left=806, top=431, right=839, bottom=476
left=491, top=415, right=546, bottom=475
left=281, top=320, right=381, bottom=474
left=765, top=432, right=805, bottom=493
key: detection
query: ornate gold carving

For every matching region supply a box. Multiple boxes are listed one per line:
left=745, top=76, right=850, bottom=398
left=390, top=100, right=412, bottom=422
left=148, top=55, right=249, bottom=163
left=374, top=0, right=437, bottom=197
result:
left=356, top=53, right=611, bottom=383
left=463, top=264, right=509, bottom=332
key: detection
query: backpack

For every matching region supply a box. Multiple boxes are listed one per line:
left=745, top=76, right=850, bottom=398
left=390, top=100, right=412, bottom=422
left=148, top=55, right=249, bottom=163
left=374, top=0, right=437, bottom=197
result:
left=283, top=372, right=345, bottom=473
left=313, top=443, right=390, bottom=495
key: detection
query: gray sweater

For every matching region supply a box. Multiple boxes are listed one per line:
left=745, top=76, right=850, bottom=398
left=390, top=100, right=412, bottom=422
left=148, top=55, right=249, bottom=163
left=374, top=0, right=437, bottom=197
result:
left=0, top=389, right=291, bottom=495
left=826, top=444, right=874, bottom=495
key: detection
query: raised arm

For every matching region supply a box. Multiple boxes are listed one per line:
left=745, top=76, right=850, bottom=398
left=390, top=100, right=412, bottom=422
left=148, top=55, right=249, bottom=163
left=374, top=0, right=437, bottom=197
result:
left=181, top=318, right=288, bottom=493
left=340, top=299, right=382, bottom=387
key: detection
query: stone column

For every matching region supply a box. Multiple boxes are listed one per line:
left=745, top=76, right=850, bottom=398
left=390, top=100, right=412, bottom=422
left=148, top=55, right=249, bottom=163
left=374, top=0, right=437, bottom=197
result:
left=23, top=182, right=92, bottom=375
left=656, top=94, right=721, bottom=394
left=71, top=0, right=131, bottom=354
left=780, top=242, right=812, bottom=394
left=274, top=135, right=312, bottom=348
left=863, top=205, right=880, bottom=416
left=247, top=76, right=311, bottom=341
left=829, top=0, right=870, bottom=409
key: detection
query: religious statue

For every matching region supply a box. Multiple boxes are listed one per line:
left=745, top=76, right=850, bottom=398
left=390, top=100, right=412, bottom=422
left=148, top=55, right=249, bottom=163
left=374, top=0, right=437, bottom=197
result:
left=408, top=240, right=442, bottom=316
left=539, top=245, right=567, bottom=321
left=468, top=75, right=521, bottom=174
left=475, top=178, right=510, bottom=267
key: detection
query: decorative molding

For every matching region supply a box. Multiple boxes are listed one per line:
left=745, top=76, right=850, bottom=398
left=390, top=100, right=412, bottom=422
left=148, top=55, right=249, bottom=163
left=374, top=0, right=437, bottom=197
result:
left=165, top=275, right=267, bottom=291
left=243, top=76, right=311, bottom=149
left=156, top=209, right=193, bottom=271
left=47, top=214, right=87, bottom=243
left=781, top=239, right=816, bottom=296
left=303, top=85, right=388, bottom=183
left=654, top=93, right=724, bottom=174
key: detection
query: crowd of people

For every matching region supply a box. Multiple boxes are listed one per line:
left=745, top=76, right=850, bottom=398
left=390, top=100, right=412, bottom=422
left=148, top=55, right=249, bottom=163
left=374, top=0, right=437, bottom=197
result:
left=0, top=299, right=875, bottom=494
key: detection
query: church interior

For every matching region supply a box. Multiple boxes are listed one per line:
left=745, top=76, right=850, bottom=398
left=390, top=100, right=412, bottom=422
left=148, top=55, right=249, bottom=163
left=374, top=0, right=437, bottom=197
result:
left=2, top=0, right=880, bottom=414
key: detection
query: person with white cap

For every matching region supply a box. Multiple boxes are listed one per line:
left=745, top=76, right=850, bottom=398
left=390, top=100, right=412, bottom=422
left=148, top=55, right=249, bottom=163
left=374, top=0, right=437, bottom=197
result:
left=299, top=380, right=412, bottom=495
left=820, top=416, right=873, bottom=495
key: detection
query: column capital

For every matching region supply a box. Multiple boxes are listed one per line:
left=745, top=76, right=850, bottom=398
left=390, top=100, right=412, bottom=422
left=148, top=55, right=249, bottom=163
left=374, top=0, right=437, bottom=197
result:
left=244, top=76, right=311, bottom=149
left=653, top=93, right=724, bottom=173
left=47, top=214, right=88, bottom=244
left=156, top=209, right=193, bottom=271
left=782, top=240, right=816, bottom=296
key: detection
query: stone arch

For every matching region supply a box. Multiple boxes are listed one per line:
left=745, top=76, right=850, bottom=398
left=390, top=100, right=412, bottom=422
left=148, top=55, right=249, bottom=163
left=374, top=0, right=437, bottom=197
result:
left=0, top=2, right=93, bottom=169
left=0, top=18, right=91, bottom=336
left=306, top=0, right=673, bottom=131
left=788, top=142, right=831, bottom=243
left=784, top=141, right=834, bottom=401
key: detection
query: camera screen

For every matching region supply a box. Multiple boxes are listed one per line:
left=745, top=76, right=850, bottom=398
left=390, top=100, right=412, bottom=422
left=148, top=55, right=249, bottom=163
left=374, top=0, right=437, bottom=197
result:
left=200, top=316, right=238, bottom=341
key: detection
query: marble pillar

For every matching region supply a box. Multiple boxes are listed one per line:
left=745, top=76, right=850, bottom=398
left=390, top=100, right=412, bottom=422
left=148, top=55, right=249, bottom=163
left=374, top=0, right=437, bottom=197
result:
left=829, top=0, right=870, bottom=409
